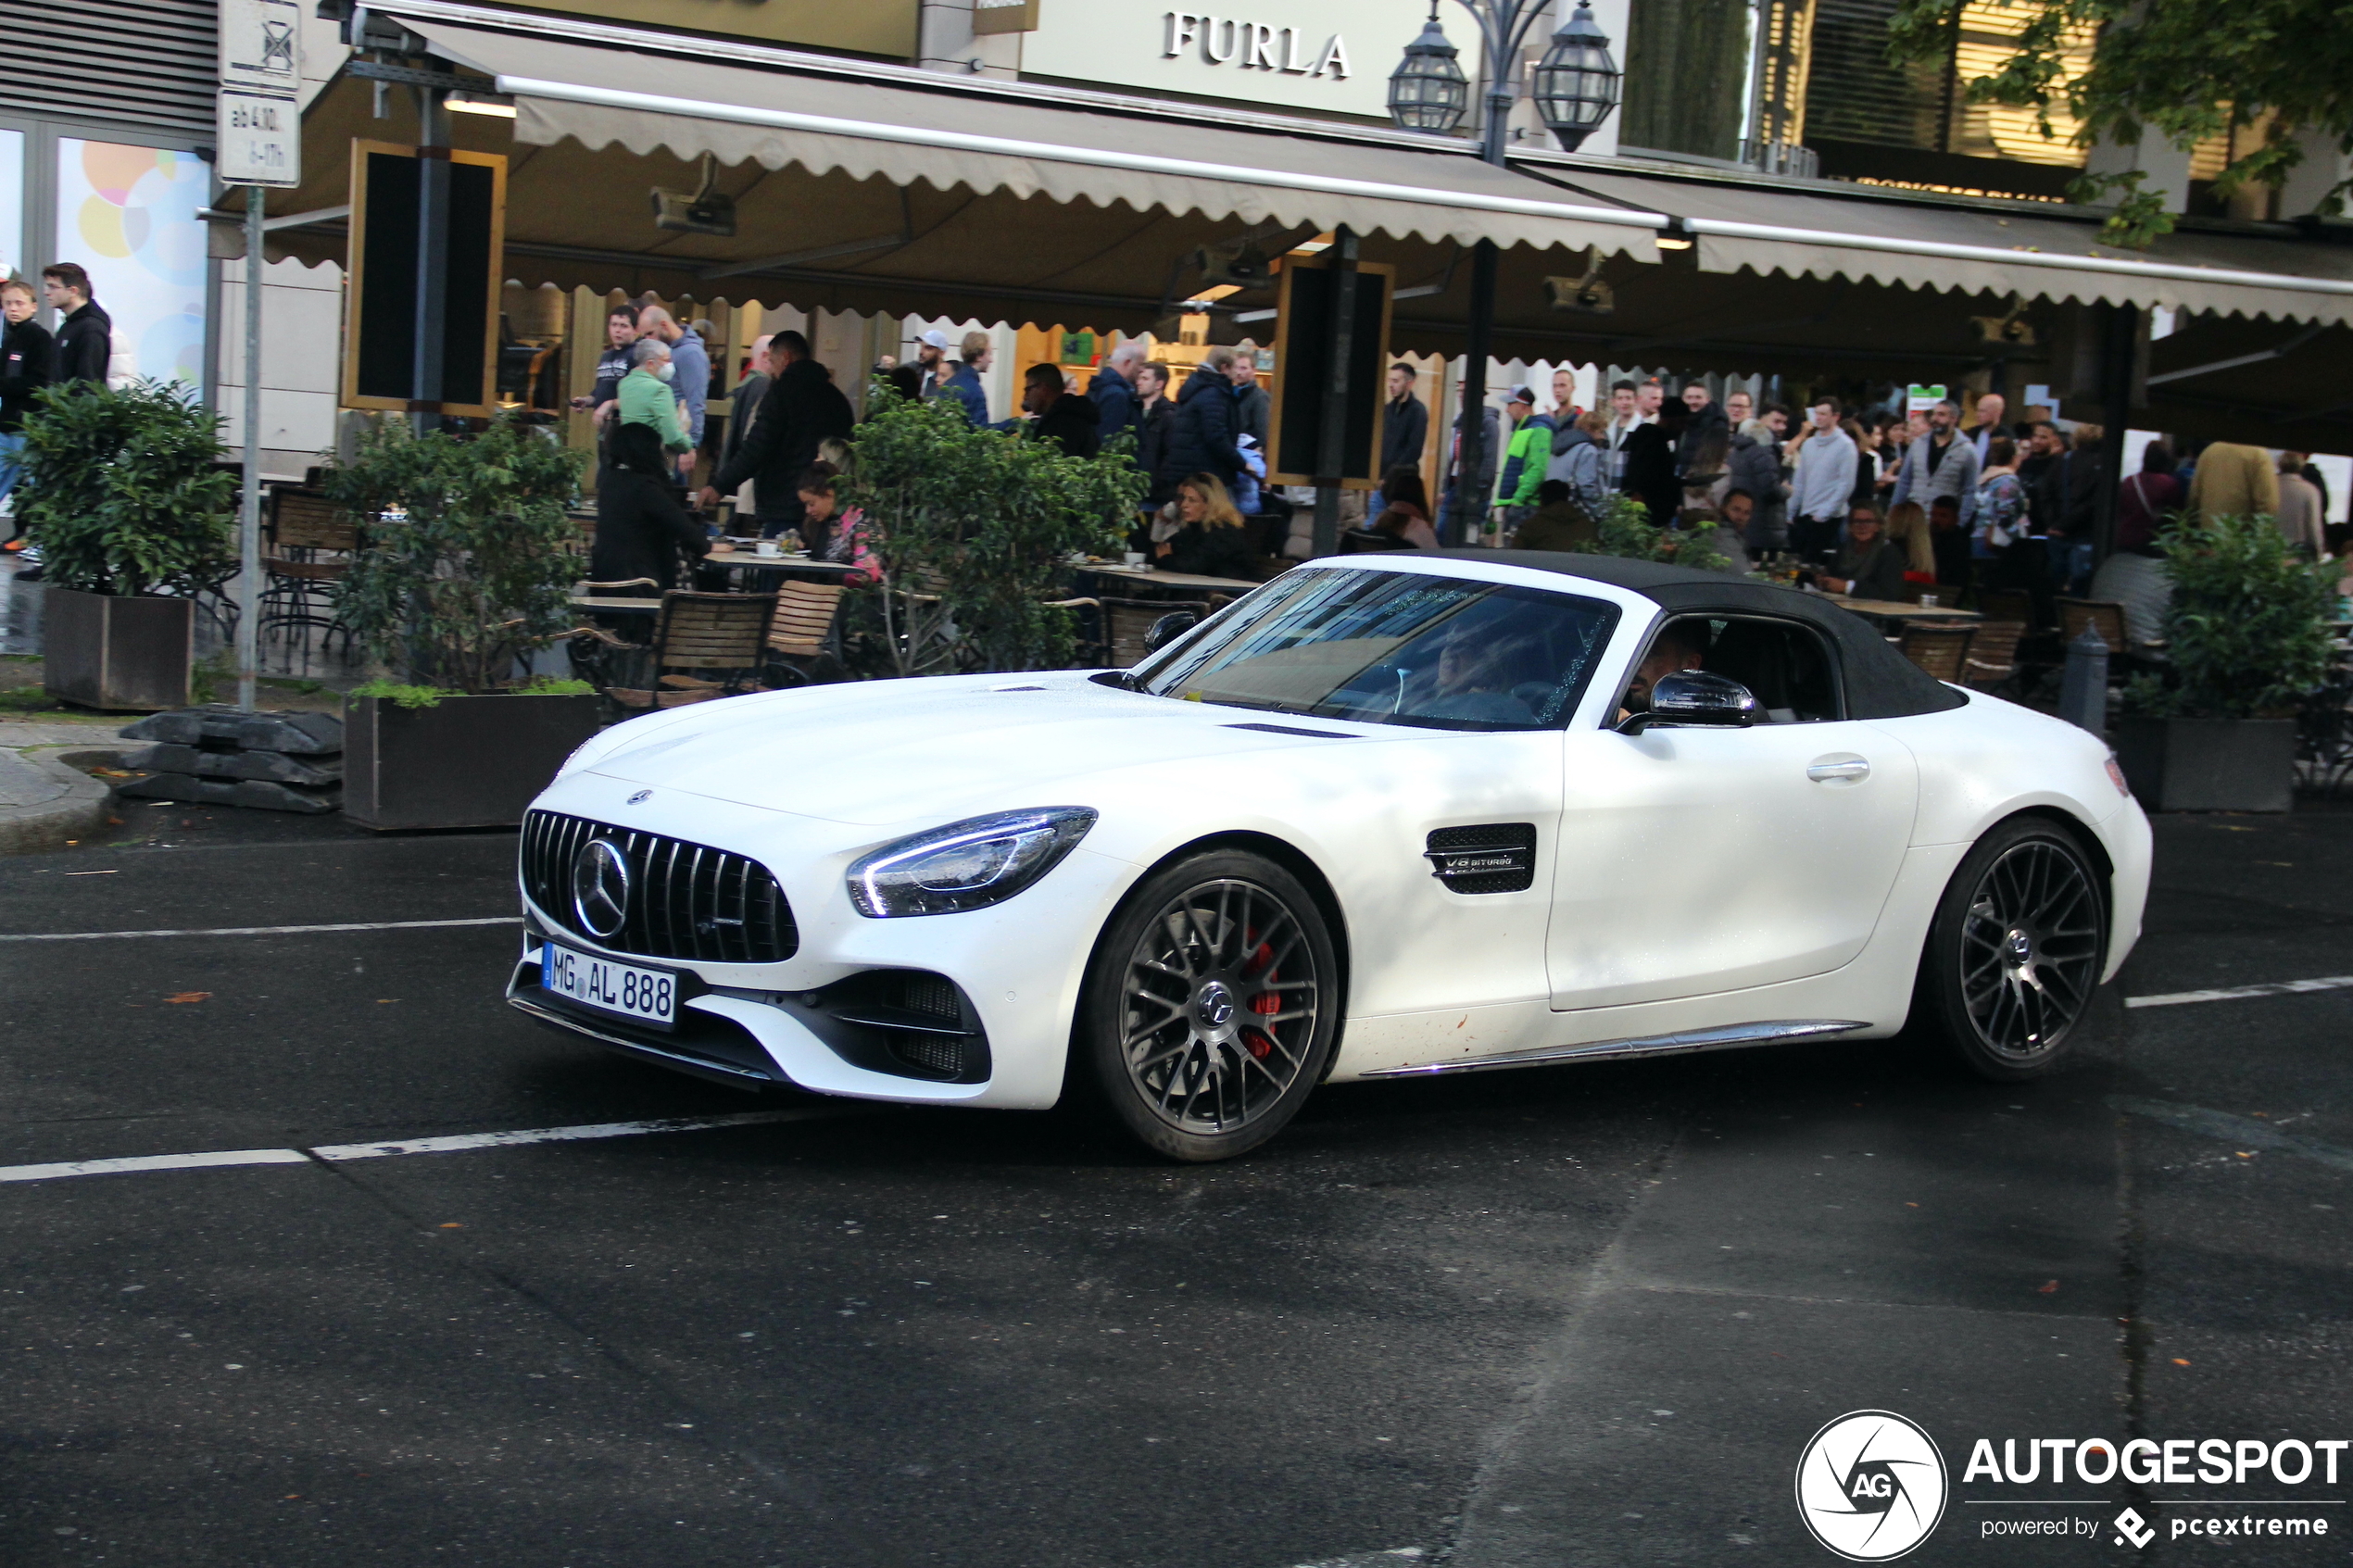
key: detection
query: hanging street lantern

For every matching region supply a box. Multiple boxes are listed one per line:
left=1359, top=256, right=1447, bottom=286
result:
left=1387, top=6, right=1470, bottom=135
left=1529, top=0, right=1621, bottom=153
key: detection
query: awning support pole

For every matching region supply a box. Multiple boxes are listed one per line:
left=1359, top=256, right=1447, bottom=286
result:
left=236, top=184, right=264, bottom=714
left=2093, top=301, right=2138, bottom=573
left=411, top=83, right=451, bottom=433
left=1454, top=238, right=1500, bottom=546
left=1312, top=226, right=1359, bottom=558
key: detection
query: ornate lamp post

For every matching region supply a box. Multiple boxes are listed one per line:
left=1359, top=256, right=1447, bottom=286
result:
left=1388, top=4, right=1620, bottom=542
left=1529, top=3, right=1621, bottom=153
left=1387, top=7, right=1471, bottom=135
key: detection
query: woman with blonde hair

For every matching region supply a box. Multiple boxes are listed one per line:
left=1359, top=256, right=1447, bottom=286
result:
left=1159, top=472, right=1256, bottom=579
left=1881, top=498, right=1938, bottom=583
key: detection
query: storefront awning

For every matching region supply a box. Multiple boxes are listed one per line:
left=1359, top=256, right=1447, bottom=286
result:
left=1535, top=163, right=2353, bottom=326
left=410, top=19, right=1668, bottom=259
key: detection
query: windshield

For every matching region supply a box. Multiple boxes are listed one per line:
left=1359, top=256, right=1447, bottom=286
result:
left=1135, top=567, right=1620, bottom=732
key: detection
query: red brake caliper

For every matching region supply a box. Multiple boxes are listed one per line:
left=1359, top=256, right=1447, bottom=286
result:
left=1241, top=927, right=1278, bottom=1060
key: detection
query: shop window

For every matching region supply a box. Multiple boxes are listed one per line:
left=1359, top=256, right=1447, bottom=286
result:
left=54, top=139, right=208, bottom=389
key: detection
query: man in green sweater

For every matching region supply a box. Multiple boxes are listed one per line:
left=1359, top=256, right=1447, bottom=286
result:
left=617, top=337, right=691, bottom=470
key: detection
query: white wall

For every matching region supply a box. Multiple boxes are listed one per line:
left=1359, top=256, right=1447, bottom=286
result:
left=215, top=255, right=344, bottom=479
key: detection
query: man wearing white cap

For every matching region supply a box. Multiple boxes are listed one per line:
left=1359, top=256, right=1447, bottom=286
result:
left=913, top=329, right=954, bottom=399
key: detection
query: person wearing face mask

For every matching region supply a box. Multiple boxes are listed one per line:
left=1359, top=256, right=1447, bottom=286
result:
left=617, top=337, right=691, bottom=470
left=0, top=277, right=56, bottom=543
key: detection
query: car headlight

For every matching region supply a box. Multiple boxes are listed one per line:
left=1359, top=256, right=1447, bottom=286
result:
left=848, top=808, right=1099, bottom=918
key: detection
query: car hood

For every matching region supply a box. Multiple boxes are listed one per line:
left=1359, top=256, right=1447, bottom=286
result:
left=577, top=672, right=1380, bottom=826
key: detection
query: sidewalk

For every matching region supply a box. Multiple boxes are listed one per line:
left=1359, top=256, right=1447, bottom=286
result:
left=0, top=718, right=138, bottom=853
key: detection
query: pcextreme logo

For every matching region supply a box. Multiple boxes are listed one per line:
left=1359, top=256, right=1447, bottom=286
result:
left=1795, top=1411, right=1950, bottom=1562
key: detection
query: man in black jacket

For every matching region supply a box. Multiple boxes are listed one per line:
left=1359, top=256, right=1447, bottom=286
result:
left=1135, top=362, right=1176, bottom=507
left=1021, top=364, right=1101, bottom=458
left=698, top=331, right=853, bottom=545
left=42, top=264, right=110, bottom=388
left=1378, top=362, right=1428, bottom=481
left=1156, top=348, right=1242, bottom=498
left=0, top=277, right=55, bottom=537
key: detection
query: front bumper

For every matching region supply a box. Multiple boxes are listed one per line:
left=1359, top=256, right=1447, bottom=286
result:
left=510, top=772, right=1139, bottom=1109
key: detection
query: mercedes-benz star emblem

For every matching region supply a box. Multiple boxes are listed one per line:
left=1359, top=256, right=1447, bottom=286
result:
left=1196, top=980, right=1236, bottom=1029
left=627, top=789, right=653, bottom=804
left=571, top=839, right=633, bottom=939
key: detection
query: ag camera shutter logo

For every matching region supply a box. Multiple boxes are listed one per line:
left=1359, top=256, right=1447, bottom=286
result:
left=1795, top=1410, right=1949, bottom=1561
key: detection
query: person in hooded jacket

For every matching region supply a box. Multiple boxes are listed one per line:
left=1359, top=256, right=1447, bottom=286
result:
left=1672, top=383, right=1730, bottom=484
left=1545, top=408, right=1609, bottom=521
left=1719, top=424, right=1785, bottom=551
left=0, top=278, right=55, bottom=534
left=593, top=421, right=711, bottom=594
left=42, top=264, right=110, bottom=388
left=1157, top=349, right=1243, bottom=497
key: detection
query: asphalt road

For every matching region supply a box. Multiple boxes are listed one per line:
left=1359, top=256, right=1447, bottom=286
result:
left=2, top=803, right=2348, bottom=1567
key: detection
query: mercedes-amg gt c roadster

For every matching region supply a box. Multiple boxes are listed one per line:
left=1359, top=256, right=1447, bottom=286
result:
left=510, top=551, right=2149, bottom=1160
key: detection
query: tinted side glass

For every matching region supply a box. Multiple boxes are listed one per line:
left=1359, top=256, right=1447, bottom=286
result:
left=1625, top=616, right=1843, bottom=724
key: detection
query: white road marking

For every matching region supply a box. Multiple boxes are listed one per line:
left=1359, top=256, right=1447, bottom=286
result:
left=0, top=1148, right=312, bottom=1184
left=309, top=1108, right=850, bottom=1160
left=0, top=916, right=522, bottom=943
left=2125, top=974, right=2353, bottom=1010
left=0, top=1108, right=860, bottom=1185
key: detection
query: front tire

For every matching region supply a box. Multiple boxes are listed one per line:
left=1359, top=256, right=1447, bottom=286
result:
left=1917, top=817, right=2106, bottom=1080
left=1076, top=850, right=1340, bottom=1161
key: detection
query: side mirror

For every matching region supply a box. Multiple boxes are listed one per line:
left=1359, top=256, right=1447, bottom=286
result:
left=1617, top=670, right=1760, bottom=734
left=1143, top=610, right=1200, bottom=655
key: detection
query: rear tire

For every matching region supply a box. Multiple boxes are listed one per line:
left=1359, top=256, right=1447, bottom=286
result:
left=1076, top=850, right=1340, bottom=1162
left=1916, top=817, right=2106, bottom=1081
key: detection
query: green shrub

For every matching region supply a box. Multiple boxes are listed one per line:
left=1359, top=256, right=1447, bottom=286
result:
left=847, top=390, right=1147, bottom=675
left=324, top=419, right=585, bottom=695
left=1567, top=493, right=1734, bottom=576
left=17, top=379, right=235, bottom=597
left=2125, top=511, right=2337, bottom=720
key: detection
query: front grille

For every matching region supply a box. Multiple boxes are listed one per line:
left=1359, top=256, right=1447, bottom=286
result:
left=1425, top=823, right=1539, bottom=895
left=522, top=810, right=799, bottom=964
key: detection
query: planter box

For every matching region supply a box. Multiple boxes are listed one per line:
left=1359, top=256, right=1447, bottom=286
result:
left=344, top=694, right=602, bottom=831
left=42, top=588, right=193, bottom=711
left=2113, top=716, right=2296, bottom=813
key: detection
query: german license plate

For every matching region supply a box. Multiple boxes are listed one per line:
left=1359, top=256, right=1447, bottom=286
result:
left=541, top=943, right=678, bottom=1031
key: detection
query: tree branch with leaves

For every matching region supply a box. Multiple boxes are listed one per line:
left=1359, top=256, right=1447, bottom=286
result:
left=1887, top=0, right=2351, bottom=245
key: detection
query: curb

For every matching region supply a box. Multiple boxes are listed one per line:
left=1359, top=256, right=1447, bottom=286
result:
left=0, top=746, right=137, bottom=856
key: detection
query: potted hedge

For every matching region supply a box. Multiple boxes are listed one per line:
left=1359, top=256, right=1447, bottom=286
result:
left=19, top=378, right=235, bottom=710
left=325, top=418, right=596, bottom=830
left=2113, top=511, right=2338, bottom=812
left=847, top=389, right=1145, bottom=676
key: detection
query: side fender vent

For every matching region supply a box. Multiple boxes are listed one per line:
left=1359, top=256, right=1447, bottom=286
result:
left=1425, top=823, right=1537, bottom=895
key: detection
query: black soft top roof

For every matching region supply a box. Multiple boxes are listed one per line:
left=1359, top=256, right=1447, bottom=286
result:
left=1429, top=548, right=1969, bottom=720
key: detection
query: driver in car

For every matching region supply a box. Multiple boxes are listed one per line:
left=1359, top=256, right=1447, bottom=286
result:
left=1617, top=622, right=1708, bottom=721
left=1407, top=630, right=1545, bottom=724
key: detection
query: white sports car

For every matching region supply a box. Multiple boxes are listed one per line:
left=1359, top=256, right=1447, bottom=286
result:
left=510, top=551, right=2150, bottom=1161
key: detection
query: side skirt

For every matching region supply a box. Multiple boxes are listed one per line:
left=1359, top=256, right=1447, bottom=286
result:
left=1358, top=1019, right=1869, bottom=1079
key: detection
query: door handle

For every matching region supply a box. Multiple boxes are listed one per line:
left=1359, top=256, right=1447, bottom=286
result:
left=1806, top=758, right=1871, bottom=783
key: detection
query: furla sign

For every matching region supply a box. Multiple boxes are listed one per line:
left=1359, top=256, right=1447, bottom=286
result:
left=1023, top=0, right=1428, bottom=118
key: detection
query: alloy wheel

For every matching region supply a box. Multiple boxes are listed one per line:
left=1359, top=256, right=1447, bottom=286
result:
left=1957, top=838, right=2101, bottom=1058
left=1118, top=877, right=1323, bottom=1136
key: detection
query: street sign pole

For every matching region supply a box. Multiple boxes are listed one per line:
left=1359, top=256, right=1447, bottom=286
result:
left=236, top=185, right=264, bottom=713
left=217, top=0, right=300, bottom=710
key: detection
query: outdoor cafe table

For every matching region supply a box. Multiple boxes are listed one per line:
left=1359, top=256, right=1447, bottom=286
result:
left=1076, top=563, right=1262, bottom=596
left=706, top=548, right=861, bottom=587
left=1836, top=598, right=1982, bottom=626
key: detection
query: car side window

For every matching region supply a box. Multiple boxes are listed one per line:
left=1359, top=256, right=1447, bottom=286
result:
left=1618, top=615, right=1843, bottom=724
